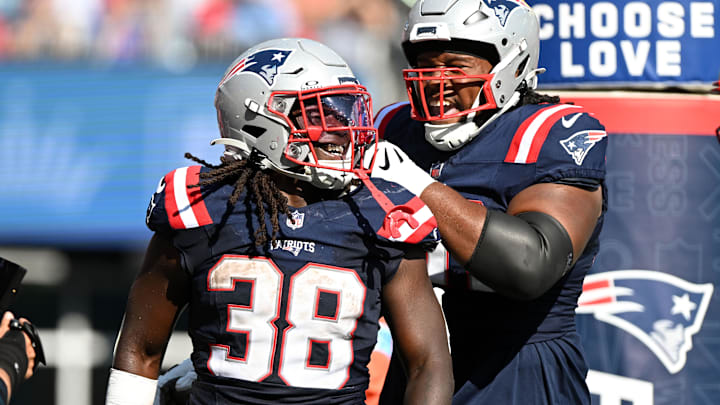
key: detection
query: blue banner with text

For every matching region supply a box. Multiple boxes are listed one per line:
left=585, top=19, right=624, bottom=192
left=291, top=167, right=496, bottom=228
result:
left=533, top=1, right=720, bottom=86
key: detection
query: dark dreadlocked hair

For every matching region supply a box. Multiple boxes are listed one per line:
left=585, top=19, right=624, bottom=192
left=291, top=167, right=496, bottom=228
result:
left=519, top=89, right=562, bottom=106
left=184, top=152, right=292, bottom=248
left=515, top=75, right=563, bottom=106
left=474, top=87, right=565, bottom=126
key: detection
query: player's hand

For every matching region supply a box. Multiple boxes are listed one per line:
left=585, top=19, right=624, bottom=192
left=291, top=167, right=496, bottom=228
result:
left=365, top=141, right=437, bottom=196
left=0, top=312, right=12, bottom=337
left=154, top=358, right=196, bottom=405
left=0, top=312, right=36, bottom=380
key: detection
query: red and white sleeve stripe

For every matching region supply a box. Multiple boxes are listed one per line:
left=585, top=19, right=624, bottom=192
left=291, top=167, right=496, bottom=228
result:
left=164, top=166, right=213, bottom=229
left=374, top=102, right=408, bottom=139
left=504, top=104, right=586, bottom=164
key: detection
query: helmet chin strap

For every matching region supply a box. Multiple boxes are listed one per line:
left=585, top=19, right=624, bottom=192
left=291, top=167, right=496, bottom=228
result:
left=424, top=89, right=522, bottom=151
left=424, top=92, right=482, bottom=151
left=424, top=119, right=481, bottom=151
left=213, top=137, right=355, bottom=191
left=306, top=159, right=354, bottom=190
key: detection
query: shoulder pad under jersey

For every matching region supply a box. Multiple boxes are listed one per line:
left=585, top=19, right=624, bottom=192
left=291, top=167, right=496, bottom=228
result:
left=374, top=102, right=412, bottom=140
left=146, top=165, right=214, bottom=233
left=503, top=103, right=607, bottom=182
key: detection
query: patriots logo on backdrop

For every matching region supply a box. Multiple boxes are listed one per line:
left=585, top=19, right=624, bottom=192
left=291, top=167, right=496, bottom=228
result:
left=286, top=210, right=305, bottom=230
left=486, top=0, right=522, bottom=26
left=577, top=270, right=714, bottom=374
left=560, top=129, right=607, bottom=165
left=219, top=49, right=293, bottom=87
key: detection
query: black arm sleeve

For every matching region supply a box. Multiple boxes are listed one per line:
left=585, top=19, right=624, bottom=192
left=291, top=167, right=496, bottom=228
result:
left=465, top=210, right=573, bottom=300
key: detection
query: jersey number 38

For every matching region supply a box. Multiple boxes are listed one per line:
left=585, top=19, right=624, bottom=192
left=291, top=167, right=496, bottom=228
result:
left=207, top=255, right=366, bottom=389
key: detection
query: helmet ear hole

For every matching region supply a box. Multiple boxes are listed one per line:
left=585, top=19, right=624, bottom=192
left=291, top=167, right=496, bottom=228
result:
left=515, top=55, right=529, bottom=78
left=242, top=125, right=267, bottom=138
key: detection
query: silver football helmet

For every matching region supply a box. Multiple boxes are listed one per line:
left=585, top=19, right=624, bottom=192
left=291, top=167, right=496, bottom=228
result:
left=401, top=0, right=544, bottom=150
left=213, top=38, right=376, bottom=190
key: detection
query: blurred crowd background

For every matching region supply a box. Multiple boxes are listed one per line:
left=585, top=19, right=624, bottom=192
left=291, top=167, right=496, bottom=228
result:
left=0, top=0, right=414, bottom=106
left=0, top=1, right=718, bottom=405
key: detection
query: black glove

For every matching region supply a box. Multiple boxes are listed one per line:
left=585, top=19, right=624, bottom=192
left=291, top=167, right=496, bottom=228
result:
left=9, top=319, right=45, bottom=371
left=0, top=328, right=28, bottom=393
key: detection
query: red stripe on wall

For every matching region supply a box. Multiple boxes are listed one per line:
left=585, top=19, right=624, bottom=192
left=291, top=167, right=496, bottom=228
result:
left=558, top=92, right=720, bottom=136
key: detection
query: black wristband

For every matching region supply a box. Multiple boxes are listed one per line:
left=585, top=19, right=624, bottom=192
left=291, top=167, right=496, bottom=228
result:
left=0, top=329, right=28, bottom=393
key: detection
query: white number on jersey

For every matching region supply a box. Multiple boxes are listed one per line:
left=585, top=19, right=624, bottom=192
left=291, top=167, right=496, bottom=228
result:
left=207, top=255, right=367, bottom=389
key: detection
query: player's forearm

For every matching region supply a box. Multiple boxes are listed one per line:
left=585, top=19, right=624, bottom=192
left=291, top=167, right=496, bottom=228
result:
left=111, top=233, right=189, bottom=379
left=403, top=359, right=453, bottom=405
left=112, top=333, right=165, bottom=379
left=419, top=182, right=574, bottom=300
left=419, top=181, right=486, bottom=263
left=106, top=331, right=162, bottom=405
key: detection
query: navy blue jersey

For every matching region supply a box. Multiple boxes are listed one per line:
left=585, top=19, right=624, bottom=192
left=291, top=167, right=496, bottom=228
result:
left=146, top=165, right=437, bottom=405
left=376, top=101, right=608, bottom=404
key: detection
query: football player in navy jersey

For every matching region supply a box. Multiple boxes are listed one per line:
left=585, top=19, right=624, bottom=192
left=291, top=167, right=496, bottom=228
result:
left=105, top=38, right=452, bottom=405
left=370, top=1, right=608, bottom=404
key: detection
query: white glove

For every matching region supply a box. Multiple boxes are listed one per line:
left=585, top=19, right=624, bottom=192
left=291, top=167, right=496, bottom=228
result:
left=366, top=141, right=437, bottom=196
left=153, top=358, right=196, bottom=405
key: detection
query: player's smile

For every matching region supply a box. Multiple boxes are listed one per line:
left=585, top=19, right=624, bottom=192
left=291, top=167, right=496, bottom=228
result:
left=314, top=133, right=350, bottom=161
left=427, top=94, right=460, bottom=119
left=415, top=51, right=493, bottom=125
left=293, top=103, right=352, bottom=161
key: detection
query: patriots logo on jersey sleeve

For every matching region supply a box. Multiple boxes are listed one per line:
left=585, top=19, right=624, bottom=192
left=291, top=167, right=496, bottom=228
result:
left=219, top=49, right=293, bottom=87
left=560, top=130, right=607, bottom=165
left=577, top=270, right=714, bottom=374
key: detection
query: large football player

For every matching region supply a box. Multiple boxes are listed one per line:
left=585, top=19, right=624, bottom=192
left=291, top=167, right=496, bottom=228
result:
left=105, top=38, right=452, bottom=405
left=370, top=1, right=608, bottom=404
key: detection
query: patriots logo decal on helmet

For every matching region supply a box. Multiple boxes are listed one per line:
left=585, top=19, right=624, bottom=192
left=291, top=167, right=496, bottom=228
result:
left=219, top=49, right=293, bottom=87
left=577, top=270, right=714, bottom=374
left=560, top=129, right=607, bottom=165
left=486, top=0, right=523, bottom=26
